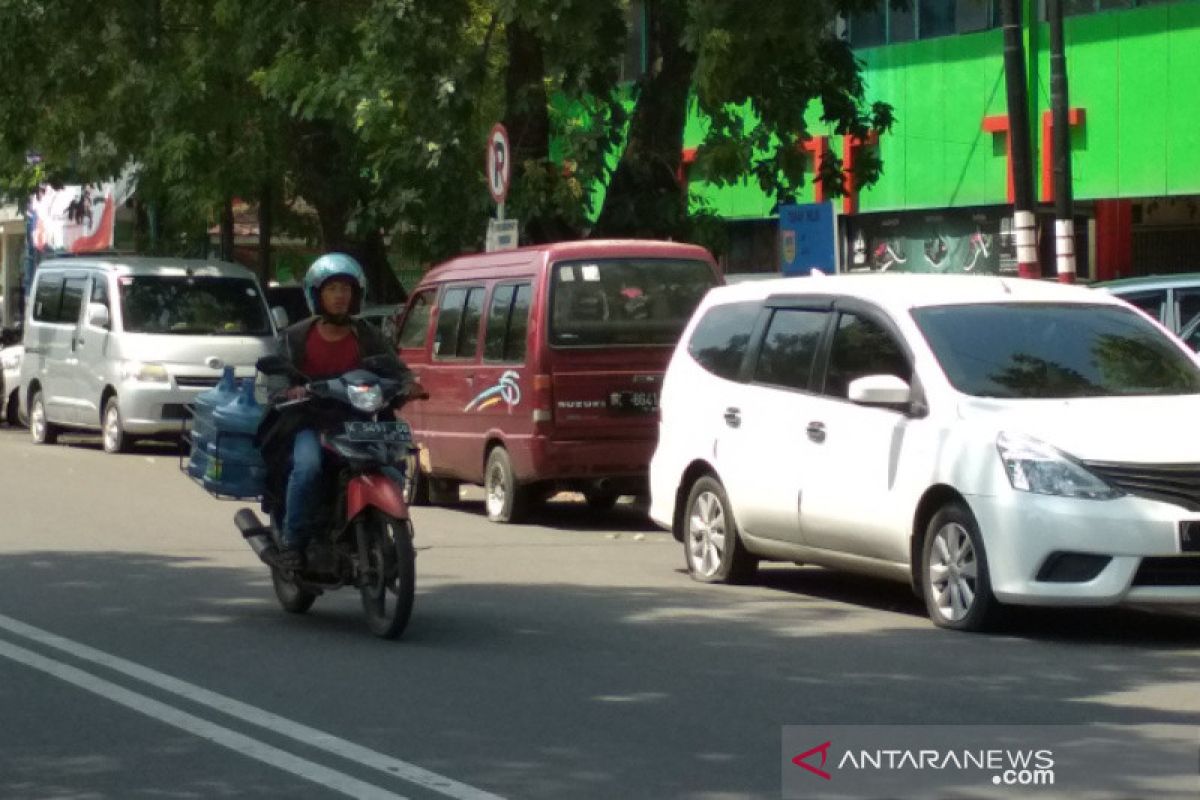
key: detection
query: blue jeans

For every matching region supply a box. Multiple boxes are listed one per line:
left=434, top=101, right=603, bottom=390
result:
left=283, top=428, right=324, bottom=550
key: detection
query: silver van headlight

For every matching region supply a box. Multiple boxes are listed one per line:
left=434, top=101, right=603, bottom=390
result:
left=347, top=383, right=384, bottom=412
left=996, top=431, right=1121, bottom=500
left=121, top=360, right=169, bottom=383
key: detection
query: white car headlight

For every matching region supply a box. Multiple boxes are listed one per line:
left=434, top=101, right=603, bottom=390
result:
left=996, top=432, right=1121, bottom=500
left=121, top=361, right=169, bottom=383
left=347, top=383, right=384, bottom=412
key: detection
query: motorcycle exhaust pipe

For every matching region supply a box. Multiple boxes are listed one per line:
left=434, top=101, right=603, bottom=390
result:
left=235, top=508, right=275, bottom=564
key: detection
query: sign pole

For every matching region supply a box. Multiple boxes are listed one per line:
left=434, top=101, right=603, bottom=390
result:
left=485, top=123, right=516, bottom=251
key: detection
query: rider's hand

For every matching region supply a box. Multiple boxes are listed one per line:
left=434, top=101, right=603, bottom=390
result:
left=285, top=385, right=307, bottom=401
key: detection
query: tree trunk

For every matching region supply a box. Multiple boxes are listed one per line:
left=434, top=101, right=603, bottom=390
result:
left=291, top=119, right=403, bottom=302
left=504, top=19, right=577, bottom=243
left=594, top=0, right=694, bottom=239
left=219, top=194, right=234, bottom=262
left=257, top=179, right=273, bottom=284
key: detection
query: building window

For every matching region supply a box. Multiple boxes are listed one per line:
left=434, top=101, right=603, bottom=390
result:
left=850, top=0, right=997, bottom=47
left=849, top=4, right=886, bottom=47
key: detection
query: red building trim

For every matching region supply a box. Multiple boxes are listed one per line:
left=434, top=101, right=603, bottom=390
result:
left=1040, top=108, right=1086, bottom=202
left=841, top=131, right=879, bottom=214
left=982, top=115, right=1015, bottom=204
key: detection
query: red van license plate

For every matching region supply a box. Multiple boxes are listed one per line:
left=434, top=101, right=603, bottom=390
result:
left=610, top=391, right=659, bottom=413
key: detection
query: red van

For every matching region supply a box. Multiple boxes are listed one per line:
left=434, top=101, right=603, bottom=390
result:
left=394, top=239, right=723, bottom=522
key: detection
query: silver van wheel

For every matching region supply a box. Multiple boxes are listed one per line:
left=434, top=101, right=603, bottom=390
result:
left=102, top=397, right=130, bottom=453
left=30, top=391, right=57, bottom=445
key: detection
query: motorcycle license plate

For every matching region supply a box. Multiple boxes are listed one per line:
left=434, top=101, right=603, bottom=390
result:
left=343, top=420, right=413, bottom=443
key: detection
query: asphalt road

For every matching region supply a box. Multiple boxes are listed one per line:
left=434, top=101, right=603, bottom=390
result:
left=1, top=425, right=1199, bottom=799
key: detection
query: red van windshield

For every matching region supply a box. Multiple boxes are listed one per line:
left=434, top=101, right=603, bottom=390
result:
left=548, top=258, right=717, bottom=347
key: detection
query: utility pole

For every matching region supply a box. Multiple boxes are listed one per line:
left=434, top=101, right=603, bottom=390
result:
left=999, top=0, right=1039, bottom=278
left=1048, top=0, right=1076, bottom=283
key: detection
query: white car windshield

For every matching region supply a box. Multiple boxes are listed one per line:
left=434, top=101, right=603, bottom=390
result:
left=912, top=302, right=1200, bottom=398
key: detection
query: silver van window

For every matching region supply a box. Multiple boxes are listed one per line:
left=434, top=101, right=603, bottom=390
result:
left=119, top=275, right=270, bottom=335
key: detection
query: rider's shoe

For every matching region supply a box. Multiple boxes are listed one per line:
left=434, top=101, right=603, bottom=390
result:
left=276, top=547, right=306, bottom=571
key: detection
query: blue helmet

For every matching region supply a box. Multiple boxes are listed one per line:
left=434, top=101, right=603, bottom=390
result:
left=303, top=253, right=367, bottom=315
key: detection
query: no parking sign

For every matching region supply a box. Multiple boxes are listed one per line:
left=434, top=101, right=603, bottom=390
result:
left=486, top=123, right=511, bottom=205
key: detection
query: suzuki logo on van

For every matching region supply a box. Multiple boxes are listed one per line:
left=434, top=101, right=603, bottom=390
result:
left=464, top=370, right=521, bottom=412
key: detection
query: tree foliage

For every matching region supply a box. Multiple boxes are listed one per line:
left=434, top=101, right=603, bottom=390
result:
left=0, top=0, right=894, bottom=277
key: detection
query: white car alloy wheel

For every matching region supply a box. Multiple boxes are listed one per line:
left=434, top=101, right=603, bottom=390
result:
left=688, top=489, right=727, bottom=578
left=927, top=520, right=978, bottom=623
left=683, top=476, right=757, bottom=584
left=922, top=502, right=999, bottom=632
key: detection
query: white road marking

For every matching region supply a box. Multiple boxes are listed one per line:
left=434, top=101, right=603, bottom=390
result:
left=0, top=613, right=505, bottom=800
left=0, top=637, right=410, bottom=800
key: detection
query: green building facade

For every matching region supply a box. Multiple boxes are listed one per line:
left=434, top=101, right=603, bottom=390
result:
left=684, top=0, right=1200, bottom=278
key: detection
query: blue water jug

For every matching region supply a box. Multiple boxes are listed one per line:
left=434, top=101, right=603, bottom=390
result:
left=187, top=366, right=238, bottom=478
left=204, top=378, right=268, bottom=498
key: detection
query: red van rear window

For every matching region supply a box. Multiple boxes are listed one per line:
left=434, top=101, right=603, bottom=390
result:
left=549, top=258, right=717, bottom=347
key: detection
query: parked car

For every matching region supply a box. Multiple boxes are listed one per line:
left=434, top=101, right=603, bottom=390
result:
left=1093, top=272, right=1200, bottom=335
left=359, top=303, right=402, bottom=348
left=394, top=239, right=723, bottom=522
left=1, top=340, right=22, bottom=426
left=264, top=283, right=311, bottom=328
left=18, top=257, right=279, bottom=452
left=650, top=273, right=1200, bottom=631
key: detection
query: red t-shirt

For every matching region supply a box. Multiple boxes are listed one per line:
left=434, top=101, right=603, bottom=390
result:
left=302, top=325, right=361, bottom=379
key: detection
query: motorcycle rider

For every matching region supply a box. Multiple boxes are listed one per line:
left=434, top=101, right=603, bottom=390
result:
left=269, top=253, right=411, bottom=570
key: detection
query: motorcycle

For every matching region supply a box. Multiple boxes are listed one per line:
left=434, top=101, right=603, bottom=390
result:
left=235, top=353, right=425, bottom=639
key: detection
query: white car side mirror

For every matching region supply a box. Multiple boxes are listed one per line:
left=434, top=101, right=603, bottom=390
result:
left=848, top=374, right=911, bottom=406
left=86, top=303, right=110, bottom=329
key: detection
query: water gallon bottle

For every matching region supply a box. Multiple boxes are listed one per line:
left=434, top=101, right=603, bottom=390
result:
left=187, top=366, right=237, bottom=479
left=206, top=378, right=268, bottom=498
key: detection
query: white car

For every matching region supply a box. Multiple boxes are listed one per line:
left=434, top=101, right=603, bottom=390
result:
left=0, top=342, right=21, bottom=426
left=650, top=273, right=1200, bottom=631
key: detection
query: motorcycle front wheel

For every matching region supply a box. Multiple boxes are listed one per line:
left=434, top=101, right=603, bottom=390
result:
left=359, top=509, right=416, bottom=639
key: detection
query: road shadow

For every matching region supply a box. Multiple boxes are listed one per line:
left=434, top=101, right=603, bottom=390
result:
left=49, top=432, right=189, bottom=457
left=446, top=492, right=661, bottom=533
left=0, top=550, right=1197, bottom=800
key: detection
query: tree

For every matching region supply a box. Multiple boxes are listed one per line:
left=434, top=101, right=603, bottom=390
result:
left=597, top=0, right=895, bottom=240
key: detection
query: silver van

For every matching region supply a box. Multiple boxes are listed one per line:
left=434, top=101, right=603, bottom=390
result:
left=17, top=257, right=279, bottom=452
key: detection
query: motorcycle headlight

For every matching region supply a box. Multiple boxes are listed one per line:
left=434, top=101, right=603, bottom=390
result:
left=0, top=350, right=20, bottom=370
left=347, top=383, right=384, bottom=412
left=996, top=432, right=1122, bottom=500
left=121, top=360, right=169, bottom=383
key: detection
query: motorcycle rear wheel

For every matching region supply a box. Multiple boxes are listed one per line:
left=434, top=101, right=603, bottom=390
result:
left=360, top=510, right=416, bottom=639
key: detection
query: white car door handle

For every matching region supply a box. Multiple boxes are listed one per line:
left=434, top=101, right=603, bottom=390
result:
left=806, top=421, right=826, bottom=443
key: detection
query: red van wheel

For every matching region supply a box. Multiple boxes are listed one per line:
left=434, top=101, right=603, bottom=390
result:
left=484, top=447, right=529, bottom=524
